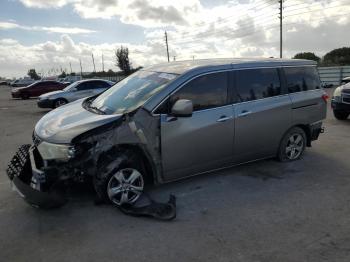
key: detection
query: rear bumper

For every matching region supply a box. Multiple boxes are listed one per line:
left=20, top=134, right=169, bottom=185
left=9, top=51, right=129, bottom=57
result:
left=7, top=145, right=66, bottom=208
left=37, top=99, right=54, bottom=108
left=331, top=101, right=350, bottom=112
left=310, top=122, right=324, bottom=142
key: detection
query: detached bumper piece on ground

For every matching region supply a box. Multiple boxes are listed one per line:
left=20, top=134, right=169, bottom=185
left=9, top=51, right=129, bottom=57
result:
left=7, top=144, right=176, bottom=221
left=119, top=194, right=176, bottom=221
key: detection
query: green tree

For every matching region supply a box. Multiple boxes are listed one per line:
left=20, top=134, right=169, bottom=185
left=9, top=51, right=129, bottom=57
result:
left=115, top=46, right=132, bottom=75
left=58, top=71, right=67, bottom=78
left=323, top=47, right=350, bottom=66
left=293, top=52, right=321, bottom=63
left=27, top=69, right=40, bottom=80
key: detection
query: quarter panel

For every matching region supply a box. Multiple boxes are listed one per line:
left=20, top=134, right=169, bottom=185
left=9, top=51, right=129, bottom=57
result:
left=289, top=90, right=327, bottom=125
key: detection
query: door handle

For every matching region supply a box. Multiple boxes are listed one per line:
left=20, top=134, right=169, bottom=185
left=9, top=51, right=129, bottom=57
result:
left=217, top=116, right=231, bottom=122
left=238, top=110, right=252, bottom=117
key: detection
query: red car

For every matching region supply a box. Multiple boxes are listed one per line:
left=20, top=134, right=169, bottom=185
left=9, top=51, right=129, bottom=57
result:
left=11, top=81, right=69, bottom=99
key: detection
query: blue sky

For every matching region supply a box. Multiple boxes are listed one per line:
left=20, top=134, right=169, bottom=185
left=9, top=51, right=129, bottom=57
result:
left=0, top=0, right=145, bottom=45
left=0, top=0, right=349, bottom=78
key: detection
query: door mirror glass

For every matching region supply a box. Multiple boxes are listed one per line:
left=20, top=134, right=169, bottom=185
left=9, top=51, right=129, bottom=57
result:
left=171, top=99, right=193, bottom=117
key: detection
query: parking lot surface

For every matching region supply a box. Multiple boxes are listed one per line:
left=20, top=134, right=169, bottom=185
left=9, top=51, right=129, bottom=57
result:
left=1, top=86, right=350, bottom=262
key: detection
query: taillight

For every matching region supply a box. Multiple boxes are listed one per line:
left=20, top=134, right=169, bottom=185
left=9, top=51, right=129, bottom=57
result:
left=322, top=93, right=329, bottom=103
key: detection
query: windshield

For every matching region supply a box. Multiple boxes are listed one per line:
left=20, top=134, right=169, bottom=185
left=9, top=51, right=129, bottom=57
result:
left=63, top=81, right=80, bottom=91
left=91, top=70, right=177, bottom=114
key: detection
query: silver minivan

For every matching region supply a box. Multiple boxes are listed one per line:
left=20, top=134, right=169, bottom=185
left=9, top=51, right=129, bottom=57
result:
left=7, top=58, right=327, bottom=208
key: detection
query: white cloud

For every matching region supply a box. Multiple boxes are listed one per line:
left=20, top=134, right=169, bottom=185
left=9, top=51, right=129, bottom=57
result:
left=0, top=21, right=96, bottom=34
left=3, top=0, right=350, bottom=78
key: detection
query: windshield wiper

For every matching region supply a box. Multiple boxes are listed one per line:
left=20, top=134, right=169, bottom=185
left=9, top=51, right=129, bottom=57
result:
left=88, top=104, right=105, bottom=114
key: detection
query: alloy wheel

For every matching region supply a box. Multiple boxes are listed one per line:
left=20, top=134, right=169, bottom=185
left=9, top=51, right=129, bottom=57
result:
left=107, top=168, right=144, bottom=206
left=285, top=133, right=304, bottom=160
left=55, top=99, right=67, bottom=108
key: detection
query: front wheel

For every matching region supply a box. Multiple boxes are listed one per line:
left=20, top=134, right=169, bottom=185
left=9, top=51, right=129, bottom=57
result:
left=277, top=127, right=306, bottom=162
left=333, top=110, right=349, bottom=120
left=94, top=150, right=146, bottom=206
left=54, top=98, right=67, bottom=108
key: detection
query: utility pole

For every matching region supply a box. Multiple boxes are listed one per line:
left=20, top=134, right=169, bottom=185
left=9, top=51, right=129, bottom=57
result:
left=165, top=31, right=170, bottom=62
left=279, top=0, right=283, bottom=58
left=69, top=62, right=72, bottom=74
left=79, top=59, right=83, bottom=76
left=91, top=53, right=96, bottom=72
left=102, top=54, right=105, bottom=72
left=173, top=56, right=176, bottom=61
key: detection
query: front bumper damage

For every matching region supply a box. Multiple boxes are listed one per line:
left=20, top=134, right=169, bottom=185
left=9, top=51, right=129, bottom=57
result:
left=6, top=144, right=67, bottom=208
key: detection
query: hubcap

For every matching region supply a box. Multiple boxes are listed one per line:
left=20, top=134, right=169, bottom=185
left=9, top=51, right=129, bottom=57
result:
left=107, top=168, right=144, bottom=206
left=55, top=100, right=66, bottom=107
left=285, top=133, right=304, bottom=160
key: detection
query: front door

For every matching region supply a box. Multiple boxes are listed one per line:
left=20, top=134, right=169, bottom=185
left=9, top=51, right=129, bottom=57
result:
left=159, top=71, right=235, bottom=181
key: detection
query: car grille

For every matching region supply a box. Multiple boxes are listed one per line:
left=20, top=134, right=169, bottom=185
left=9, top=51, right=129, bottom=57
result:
left=342, top=89, right=350, bottom=94
left=342, top=94, right=350, bottom=104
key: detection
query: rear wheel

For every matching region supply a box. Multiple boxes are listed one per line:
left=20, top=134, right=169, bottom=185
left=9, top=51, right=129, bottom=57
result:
left=54, top=98, right=67, bottom=108
left=277, top=127, right=306, bottom=162
left=333, top=110, right=349, bottom=120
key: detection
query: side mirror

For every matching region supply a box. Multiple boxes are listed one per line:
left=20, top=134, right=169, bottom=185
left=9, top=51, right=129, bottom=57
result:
left=171, top=99, right=193, bottom=117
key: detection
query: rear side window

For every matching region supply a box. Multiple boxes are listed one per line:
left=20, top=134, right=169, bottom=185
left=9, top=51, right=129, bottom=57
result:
left=236, top=68, right=281, bottom=102
left=285, top=67, right=320, bottom=93
left=169, top=72, right=228, bottom=112
left=93, top=81, right=111, bottom=89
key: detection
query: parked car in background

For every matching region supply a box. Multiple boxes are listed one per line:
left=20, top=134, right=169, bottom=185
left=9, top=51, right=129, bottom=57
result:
left=11, top=80, right=69, bottom=99
left=341, top=77, right=350, bottom=85
left=10, top=78, right=35, bottom=87
left=332, top=82, right=350, bottom=120
left=37, top=79, right=114, bottom=108
left=62, top=75, right=82, bottom=83
left=7, top=58, right=328, bottom=208
left=0, top=80, right=8, bottom=86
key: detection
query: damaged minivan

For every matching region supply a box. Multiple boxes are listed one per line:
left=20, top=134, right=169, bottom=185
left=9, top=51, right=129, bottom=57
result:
left=7, top=58, right=327, bottom=208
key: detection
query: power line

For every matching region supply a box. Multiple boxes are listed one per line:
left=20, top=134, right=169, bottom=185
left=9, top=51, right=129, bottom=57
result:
left=170, top=13, right=279, bottom=45
left=171, top=3, right=279, bottom=42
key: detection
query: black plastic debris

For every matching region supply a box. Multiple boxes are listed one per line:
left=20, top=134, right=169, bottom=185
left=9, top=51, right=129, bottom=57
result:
left=118, top=193, right=176, bottom=221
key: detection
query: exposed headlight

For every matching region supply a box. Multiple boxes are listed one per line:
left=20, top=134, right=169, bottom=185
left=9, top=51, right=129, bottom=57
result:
left=37, top=141, right=75, bottom=160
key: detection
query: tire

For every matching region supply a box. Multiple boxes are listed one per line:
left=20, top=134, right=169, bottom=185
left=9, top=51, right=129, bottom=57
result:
left=333, top=110, right=349, bottom=120
left=277, top=127, right=307, bottom=162
left=54, top=98, right=68, bottom=108
left=94, top=149, right=147, bottom=206
left=21, top=94, right=29, bottom=100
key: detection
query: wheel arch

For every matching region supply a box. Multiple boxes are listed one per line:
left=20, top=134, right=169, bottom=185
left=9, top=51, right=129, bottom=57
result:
left=96, top=144, right=157, bottom=185
left=295, top=124, right=311, bottom=147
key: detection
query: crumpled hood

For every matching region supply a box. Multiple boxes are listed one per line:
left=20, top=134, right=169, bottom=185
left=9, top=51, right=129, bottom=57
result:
left=35, top=99, right=122, bottom=144
left=39, top=90, right=65, bottom=99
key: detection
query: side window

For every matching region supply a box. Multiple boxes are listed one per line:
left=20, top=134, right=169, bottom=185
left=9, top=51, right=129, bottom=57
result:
left=76, top=82, right=90, bottom=91
left=94, top=81, right=110, bottom=89
left=236, top=68, right=281, bottom=102
left=169, top=72, right=228, bottom=112
left=285, top=67, right=320, bottom=93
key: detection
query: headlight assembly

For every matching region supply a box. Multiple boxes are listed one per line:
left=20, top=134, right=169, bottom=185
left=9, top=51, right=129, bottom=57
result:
left=333, top=87, right=342, bottom=97
left=37, top=141, right=75, bottom=160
